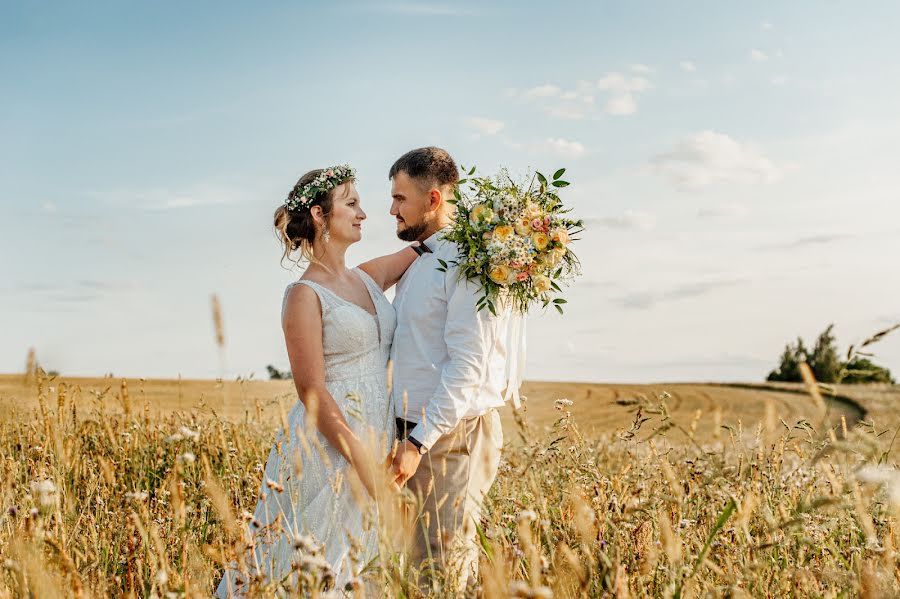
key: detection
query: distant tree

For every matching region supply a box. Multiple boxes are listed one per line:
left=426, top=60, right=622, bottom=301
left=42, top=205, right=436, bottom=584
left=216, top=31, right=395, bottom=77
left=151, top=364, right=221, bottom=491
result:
left=767, top=337, right=807, bottom=382
left=841, top=357, right=895, bottom=384
left=767, top=323, right=896, bottom=384
left=266, top=364, right=292, bottom=380
left=809, top=324, right=842, bottom=383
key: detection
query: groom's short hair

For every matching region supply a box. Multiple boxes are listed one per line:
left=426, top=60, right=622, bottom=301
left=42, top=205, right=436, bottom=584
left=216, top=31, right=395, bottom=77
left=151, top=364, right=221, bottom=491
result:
left=389, top=147, right=459, bottom=190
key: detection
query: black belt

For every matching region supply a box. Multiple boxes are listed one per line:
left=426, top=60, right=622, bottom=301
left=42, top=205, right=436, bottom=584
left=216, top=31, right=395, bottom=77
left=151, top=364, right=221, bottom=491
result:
left=395, top=417, right=417, bottom=440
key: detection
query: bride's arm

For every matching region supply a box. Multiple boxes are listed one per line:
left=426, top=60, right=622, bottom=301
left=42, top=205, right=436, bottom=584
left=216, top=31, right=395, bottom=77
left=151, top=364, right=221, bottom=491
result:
left=282, top=284, right=381, bottom=497
left=357, top=244, right=420, bottom=291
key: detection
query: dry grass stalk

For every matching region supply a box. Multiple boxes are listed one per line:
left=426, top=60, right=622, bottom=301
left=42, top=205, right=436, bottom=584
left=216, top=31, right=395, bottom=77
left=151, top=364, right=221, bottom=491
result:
left=2, top=374, right=899, bottom=596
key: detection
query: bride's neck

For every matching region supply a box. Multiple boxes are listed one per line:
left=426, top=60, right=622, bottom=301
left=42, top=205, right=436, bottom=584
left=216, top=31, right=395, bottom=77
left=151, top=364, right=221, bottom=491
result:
left=309, top=242, right=348, bottom=275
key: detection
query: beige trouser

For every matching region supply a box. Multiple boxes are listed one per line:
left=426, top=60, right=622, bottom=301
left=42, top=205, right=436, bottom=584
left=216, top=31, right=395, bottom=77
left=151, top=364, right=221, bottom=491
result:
left=405, top=410, right=503, bottom=590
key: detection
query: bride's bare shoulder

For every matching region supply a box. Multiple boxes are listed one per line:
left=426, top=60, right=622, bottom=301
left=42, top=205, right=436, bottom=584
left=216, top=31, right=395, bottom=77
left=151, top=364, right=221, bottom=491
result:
left=283, top=282, right=323, bottom=323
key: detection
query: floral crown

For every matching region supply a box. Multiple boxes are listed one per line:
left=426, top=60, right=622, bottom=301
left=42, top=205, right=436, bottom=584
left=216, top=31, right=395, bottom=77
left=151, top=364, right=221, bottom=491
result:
left=284, top=165, right=356, bottom=212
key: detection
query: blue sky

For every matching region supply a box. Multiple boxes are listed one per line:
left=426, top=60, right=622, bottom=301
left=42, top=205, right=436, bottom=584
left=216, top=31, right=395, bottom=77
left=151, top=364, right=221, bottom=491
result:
left=2, top=1, right=899, bottom=382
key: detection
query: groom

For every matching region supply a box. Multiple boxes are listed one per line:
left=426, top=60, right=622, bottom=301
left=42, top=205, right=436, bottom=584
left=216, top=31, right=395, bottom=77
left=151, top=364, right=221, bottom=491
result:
left=387, top=146, right=513, bottom=589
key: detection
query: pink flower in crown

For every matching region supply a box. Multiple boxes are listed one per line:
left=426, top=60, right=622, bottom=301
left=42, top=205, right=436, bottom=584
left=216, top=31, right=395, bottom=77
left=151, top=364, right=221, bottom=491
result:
left=531, top=218, right=544, bottom=231
left=326, top=170, right=334, bottom=177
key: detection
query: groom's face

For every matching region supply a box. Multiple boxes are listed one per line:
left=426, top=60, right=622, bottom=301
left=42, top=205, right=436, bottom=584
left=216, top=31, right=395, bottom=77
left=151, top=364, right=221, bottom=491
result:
left=390, top=171, right=431, bottom=242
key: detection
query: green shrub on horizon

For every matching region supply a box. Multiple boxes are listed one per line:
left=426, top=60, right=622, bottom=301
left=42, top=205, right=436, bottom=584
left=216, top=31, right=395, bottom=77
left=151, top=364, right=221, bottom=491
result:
left=767, top=323, right=894, bottom=384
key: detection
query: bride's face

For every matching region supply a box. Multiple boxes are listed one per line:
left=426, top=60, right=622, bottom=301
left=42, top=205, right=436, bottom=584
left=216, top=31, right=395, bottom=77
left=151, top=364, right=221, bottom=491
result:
left=327, top=182, right=366, bottom=243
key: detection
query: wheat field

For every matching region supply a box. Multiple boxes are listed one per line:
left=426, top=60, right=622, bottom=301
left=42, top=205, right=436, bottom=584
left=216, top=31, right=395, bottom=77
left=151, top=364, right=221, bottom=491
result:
left=1, top=372, right=899, bottom=597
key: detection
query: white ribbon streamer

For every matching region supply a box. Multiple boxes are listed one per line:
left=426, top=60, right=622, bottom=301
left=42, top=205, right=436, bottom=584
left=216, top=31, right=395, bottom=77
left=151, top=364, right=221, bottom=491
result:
left=502, top=312, right=526, bottom=409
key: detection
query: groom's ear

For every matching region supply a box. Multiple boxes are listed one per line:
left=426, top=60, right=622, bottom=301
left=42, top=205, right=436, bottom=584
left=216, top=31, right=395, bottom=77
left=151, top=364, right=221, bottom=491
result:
left=427, top=188, right=443, bottom=212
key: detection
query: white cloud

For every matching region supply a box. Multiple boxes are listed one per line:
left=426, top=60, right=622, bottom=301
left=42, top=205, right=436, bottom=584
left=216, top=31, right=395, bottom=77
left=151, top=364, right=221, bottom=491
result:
left=538, top=138, right=586, bottom=158
left=463, top=116, right=504, bottom=137
left=514, top=72, right=651, bottom=119
left=604, top=94, right=637, bottom=116
left=157, top=196, right=232, bottom=210
left=89, top=186, right=246, bottom=211
left=750, top=48, right=768, bottom=62
left=523, top=84, right=561, bottom=99
left=598, top=73, right=651, bottom=93
left=770, top=75, right=788, bottom=86
left=587, top=210, right=656, bottom=231
left=596, top=72, right=652, bottom=116
left=516, top=82, right=595, bottom=120
left=649, top=131, right=782, bottom=189
left=630, top=63, right=654, bottom=74
left=679, top=61, right=696, bottom=72
left=545, top=105, right=589, bottom=120
left=762, top=21, right=774, bottom=30
left=696, top=203, right=750, bottom=219
left=618, top=279, right=744, bottom=310
left=42, top=202, right=57, bottom=213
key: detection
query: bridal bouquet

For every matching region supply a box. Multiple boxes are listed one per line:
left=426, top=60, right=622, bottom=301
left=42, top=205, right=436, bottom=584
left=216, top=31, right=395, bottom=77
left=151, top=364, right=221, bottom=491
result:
left=440, top=167, right=583, bottom=314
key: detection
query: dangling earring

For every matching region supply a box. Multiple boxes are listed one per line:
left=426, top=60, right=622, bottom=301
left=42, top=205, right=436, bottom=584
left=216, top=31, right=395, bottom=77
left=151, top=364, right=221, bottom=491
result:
left=322, top=226, right=331, bottom=243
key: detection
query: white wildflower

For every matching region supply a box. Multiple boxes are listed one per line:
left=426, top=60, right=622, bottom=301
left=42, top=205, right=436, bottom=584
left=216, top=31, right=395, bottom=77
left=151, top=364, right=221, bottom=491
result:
left=177, top=452, right=195, bottom=465
left=167, top=426, right=199, bottom=443
left=554, top=398, right=573, bottom=410
left=298, top=553, right=332, bottom=574
left=856, top=465, right=900, bottom=509
left=178, top=426, right=200, bottom=441
left=30, top=479, right=58, bottom=507
left=125, top=491, right=149, bottom=502
left=534, top=586, right=554, bottom=599
left=517, top=509, right=538, bottom=523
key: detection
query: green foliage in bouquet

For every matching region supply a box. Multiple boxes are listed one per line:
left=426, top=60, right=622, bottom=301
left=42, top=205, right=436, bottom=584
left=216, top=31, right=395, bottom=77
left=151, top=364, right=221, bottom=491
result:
left=440, top=166, right=584, bottom=315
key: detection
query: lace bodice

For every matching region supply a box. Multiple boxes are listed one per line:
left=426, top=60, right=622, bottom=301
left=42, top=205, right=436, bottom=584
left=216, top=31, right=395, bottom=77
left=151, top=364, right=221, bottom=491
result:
left=282, top=268, right=396, bottom=381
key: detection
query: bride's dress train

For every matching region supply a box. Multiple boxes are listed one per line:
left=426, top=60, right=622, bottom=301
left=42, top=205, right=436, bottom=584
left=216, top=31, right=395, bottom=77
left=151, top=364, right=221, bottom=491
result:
left=216, top=269, right=396, bottom=596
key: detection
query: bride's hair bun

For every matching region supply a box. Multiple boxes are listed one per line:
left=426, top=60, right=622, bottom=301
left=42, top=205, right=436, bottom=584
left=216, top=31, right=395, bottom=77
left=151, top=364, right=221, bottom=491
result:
left=274, top=169, right=352, bottom=265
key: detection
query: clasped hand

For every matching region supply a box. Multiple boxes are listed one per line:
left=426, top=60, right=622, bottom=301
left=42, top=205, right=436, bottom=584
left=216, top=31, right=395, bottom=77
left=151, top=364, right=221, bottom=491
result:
left=385, top=439, right=423, bottom=488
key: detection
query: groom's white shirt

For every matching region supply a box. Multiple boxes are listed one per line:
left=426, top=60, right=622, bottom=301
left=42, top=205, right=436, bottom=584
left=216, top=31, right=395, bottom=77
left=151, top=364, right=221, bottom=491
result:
left=391, top=229, right=511, bottom=450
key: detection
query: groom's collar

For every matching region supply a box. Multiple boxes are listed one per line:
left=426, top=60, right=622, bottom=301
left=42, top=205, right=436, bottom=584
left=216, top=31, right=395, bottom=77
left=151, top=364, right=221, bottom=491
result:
left=421, top=228, right=446, bottom=250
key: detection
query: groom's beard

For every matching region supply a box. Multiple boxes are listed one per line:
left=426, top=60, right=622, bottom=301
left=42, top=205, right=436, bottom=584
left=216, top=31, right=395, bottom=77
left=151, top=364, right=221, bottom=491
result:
left=396, top=221, right=429, bottom=242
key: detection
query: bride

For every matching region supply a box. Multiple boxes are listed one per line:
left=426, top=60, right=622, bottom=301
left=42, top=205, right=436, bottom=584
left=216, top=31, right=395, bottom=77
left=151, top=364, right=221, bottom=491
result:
left=216, top=165, right=417, bottom=597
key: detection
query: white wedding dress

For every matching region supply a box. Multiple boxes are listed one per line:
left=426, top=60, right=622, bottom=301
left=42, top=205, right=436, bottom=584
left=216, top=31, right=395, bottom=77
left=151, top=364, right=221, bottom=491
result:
left=216, top=268, right=396, bottom=597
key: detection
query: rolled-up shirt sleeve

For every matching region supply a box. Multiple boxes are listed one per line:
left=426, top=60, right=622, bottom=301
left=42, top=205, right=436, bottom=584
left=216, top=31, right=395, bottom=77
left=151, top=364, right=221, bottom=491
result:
left=408, top=271, right=502, bottom=450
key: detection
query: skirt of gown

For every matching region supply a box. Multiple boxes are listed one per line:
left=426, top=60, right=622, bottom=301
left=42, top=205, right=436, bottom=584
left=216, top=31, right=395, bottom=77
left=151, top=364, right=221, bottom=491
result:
left=215, top=371, right=394, bottom=597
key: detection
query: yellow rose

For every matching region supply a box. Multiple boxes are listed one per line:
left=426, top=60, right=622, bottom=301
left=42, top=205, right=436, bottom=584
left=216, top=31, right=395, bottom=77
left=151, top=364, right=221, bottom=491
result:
left=469, top=203, right=494, bottom=226
left=493, top=225, right=514, bottom=242
left=532, top=232, right=550, bottom=251
left=551, top=227, right=570, bottom=245
left=525, top=202, right=542, bottom=219
left=532, top=274, right=552, bottom=294
left=489, top=264, right=511, bottom=285
left=544, top=249, right=559, bottom=267
left=514, top=216, right=532, bottom=236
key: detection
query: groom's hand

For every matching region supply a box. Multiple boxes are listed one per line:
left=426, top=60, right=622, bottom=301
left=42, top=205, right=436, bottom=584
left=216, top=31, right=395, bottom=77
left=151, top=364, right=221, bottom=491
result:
left=390, top=440, right=423, bottom=487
